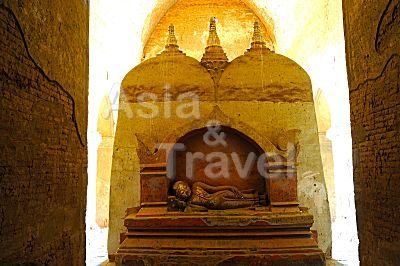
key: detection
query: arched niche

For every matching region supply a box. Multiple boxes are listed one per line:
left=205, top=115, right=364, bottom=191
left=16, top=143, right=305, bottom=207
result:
left=137, top=106, right=289, bottom=165
left=141, top=0, right=276, bottom=60
left=137, top=108, right=298, bottom=208
left=172, top=126, right=267, bottom=195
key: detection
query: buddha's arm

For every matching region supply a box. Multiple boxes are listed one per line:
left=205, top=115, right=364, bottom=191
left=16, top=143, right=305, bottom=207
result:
left=193, top=182, right=242, bottom=195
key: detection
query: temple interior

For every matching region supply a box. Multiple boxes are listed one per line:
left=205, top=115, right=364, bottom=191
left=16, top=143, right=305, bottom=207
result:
left=0, top=0, right=399, bottom=265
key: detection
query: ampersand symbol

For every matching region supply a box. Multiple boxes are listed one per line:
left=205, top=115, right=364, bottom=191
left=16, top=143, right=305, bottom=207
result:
left=203, top=124, right=227, bottom=147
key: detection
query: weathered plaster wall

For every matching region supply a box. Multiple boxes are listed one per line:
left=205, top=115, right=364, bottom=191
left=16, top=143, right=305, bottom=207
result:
left=3, top=0, right=89, bottom=138
left=0, top=1, right=88, bottom=264
left=343, top=0, right=400, bottom=265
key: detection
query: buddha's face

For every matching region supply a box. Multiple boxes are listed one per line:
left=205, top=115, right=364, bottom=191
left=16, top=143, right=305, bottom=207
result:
left=173, top=181, right=191, bottom=200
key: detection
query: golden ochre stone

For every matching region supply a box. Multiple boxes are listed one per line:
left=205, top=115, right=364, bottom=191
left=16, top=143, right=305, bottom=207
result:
left=109, top=20, right=328, bottom=265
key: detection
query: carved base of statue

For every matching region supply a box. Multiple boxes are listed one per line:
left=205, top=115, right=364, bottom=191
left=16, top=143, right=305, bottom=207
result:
left=112, top=205, right=325, bottom=266
left=113, top=182, right=324, bottom=265
left=111, top=175, right=325, bottom=266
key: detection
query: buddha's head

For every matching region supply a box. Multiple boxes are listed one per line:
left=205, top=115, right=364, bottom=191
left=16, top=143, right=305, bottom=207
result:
left=173, top=181, right=192, bottom=201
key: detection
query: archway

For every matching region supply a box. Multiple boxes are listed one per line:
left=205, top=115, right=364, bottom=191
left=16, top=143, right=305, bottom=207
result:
left=172, top=126, right=267, bottom=196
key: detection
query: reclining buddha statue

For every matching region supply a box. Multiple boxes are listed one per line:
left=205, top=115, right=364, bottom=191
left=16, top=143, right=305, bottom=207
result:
left=173, top=181, right=259, bottom=210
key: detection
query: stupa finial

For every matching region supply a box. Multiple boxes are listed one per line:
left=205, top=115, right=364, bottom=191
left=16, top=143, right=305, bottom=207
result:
left=201, top=17, right=228, bottom=85
left=165, top=24, right=178, bottom=48
left=250, top=21, right=267, bottom=50
left=162, top=24, right=184, bottom=55
left=207, top=17, right=221, bottom=46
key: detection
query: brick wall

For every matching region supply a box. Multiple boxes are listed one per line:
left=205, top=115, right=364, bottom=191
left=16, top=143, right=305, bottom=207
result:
left=343, top=0, right=400, bottom=265
left=0, top=2, right=88, bottom=265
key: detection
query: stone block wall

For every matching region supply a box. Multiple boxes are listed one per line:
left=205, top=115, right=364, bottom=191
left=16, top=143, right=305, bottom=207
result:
left=0, top=1, right=88, bottom=265
left=343, top=0, right=400, bottom=264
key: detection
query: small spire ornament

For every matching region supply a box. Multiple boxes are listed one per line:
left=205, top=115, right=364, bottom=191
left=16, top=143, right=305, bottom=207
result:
left=163, top=24, right=183, bottom=55
left=165, top=24, right=178, bottom=48
left=201, top=17, right=229, bottom=85
left=207, top=17, right=221, bottom=46
left=250, top=21, right=267, bottom=50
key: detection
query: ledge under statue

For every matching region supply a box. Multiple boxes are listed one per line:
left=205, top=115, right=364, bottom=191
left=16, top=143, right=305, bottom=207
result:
left=110, top=18, right=326, bottom=266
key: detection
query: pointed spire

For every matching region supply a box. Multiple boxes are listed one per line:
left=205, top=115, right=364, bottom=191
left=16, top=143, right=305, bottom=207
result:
left=207, top=17, right=221, bottom=46
left=250, top=21, right=267, bottom=50
left=201, top=17, right=229, bottom=85
left=165, top=24, right=178, bottom=48
left=163, top=24, right=183, bottom=55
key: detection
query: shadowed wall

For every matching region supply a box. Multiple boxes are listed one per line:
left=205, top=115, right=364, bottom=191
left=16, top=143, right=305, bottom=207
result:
left=343, top=0, right=400, bottom=264
left=0, top=1, right=88, bottom=264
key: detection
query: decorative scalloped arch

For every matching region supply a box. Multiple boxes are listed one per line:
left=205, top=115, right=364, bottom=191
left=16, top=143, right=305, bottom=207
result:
left=136, top=106, right=286, bottom=164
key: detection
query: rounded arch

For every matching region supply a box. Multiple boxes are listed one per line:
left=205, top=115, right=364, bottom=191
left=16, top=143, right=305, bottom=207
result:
left=156, top=107, right=285, bottom=159
left=171, top=125, right=267, bottom=194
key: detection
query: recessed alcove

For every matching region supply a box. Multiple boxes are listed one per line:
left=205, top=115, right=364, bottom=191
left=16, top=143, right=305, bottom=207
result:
left=173, top=126, right=266, bottom=195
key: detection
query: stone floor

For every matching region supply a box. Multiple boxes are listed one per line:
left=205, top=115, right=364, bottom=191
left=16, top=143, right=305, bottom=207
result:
left=97, top=259, right=355, bottom=266
left=326, top=259, right=346, bottom=266
left=86, top=225, right=108, bottom=266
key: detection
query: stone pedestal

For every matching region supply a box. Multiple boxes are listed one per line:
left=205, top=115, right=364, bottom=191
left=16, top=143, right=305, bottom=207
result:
left=112, top=207, right=325, bottom=265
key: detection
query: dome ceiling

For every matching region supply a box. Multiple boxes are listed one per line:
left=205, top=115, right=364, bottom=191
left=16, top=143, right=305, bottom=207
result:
left=142, top=0, right=276, bottom=61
